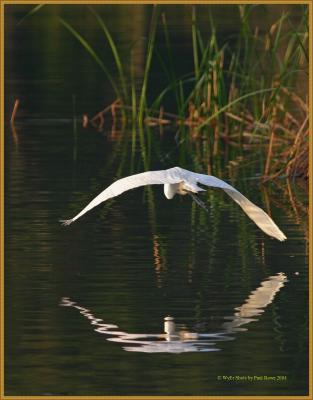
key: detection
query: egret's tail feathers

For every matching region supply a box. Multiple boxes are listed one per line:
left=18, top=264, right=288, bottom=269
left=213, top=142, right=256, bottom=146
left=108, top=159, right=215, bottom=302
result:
left=60, top=219, right=74, bottom=226
left=224, top=189, right=287, bottom=241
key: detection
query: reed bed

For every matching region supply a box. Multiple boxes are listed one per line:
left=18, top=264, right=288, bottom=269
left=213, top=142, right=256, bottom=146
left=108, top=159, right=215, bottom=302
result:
left=21, top=4, right=309, bottom=182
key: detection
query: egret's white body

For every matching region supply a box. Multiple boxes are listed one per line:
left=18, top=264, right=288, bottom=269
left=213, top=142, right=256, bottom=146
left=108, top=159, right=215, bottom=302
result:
left=60, top=166, right=286, bottom=241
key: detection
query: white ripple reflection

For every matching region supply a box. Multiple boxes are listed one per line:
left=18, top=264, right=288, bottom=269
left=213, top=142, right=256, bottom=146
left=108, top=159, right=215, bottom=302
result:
left=60, top=272, right=287, bottom=353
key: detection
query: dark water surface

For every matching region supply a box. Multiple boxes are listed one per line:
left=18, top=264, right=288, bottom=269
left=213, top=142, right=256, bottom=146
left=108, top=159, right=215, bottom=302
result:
left=4, top=4, right=308, bottom=396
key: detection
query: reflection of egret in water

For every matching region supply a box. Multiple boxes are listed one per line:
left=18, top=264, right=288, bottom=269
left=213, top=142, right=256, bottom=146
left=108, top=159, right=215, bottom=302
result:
left=222, top=272, right=287, bottom=332
left=60, top=273, right=287, bottom=353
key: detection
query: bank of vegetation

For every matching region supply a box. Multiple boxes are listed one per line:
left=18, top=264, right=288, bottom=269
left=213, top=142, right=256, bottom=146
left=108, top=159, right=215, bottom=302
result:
left=21, top=5, right=309, bottom=183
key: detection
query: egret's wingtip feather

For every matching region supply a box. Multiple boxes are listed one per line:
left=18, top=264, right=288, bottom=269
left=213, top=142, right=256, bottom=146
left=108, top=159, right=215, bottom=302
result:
left=272, top=231, right=287, bottom=241
left=59, top=219, right=74, bottom=226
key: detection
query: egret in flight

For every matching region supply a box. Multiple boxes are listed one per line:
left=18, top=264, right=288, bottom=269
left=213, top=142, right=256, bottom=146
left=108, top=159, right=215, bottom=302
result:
left=60, top=167, right=286, bottom=241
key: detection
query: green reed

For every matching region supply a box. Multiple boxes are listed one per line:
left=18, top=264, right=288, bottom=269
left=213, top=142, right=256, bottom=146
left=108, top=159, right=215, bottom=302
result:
left=59, top=18, right=120, bottom=100
left=138, top=6, right=159, bottom=124
left=88, top=7, right=129, bottom=105
left=21, top=4, right=308, bottom=179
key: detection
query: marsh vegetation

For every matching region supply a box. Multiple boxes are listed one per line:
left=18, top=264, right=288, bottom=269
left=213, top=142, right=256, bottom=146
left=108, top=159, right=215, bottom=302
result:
left=56, top=5, right=309, bottom=182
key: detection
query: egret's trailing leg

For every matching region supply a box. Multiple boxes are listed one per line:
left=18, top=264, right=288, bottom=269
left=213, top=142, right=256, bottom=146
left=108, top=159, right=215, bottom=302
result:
left=188, top=192, right=209, bottom=212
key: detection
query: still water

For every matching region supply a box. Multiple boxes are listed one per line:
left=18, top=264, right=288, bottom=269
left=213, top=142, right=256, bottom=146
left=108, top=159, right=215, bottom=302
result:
left=4, top=4, right=308, bottom=396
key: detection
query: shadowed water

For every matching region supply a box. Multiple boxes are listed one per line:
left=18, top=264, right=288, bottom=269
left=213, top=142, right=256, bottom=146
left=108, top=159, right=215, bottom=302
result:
left=4, top=123, right=309, bottom=396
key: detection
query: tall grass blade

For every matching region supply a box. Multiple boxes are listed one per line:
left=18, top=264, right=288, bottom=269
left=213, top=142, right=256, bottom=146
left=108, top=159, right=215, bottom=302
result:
left=130, top=50, right=137, bottom=125
left=59, top=17, right=120, bottom=99
left=17, top=4, right=45, bottom=25
left=161, top=13, right=183, bottom=112
left=150, top=74, right=195, bottom=112
left=138, top=5, right=159, bottom=124
left=199, top=87, right=276, bottom=129
left=88, top=7, right=129, bottom=103
left=192, top=6, right=199, bottom=80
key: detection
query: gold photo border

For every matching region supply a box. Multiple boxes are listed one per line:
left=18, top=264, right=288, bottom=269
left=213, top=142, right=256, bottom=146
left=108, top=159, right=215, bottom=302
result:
left=0, top=1, right=311, bottom=399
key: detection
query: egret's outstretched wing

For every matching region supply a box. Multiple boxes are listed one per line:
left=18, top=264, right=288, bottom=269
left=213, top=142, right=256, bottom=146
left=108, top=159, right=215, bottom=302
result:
left=61, top=166, right=286, bottom=241
left=184, top=169, right=287, bottom=241
left=60, top=168, right=182, bottom=225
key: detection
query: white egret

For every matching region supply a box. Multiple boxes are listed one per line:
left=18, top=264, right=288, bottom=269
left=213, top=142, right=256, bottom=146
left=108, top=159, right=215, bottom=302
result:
left=60, top=166, right=286, bottom=241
